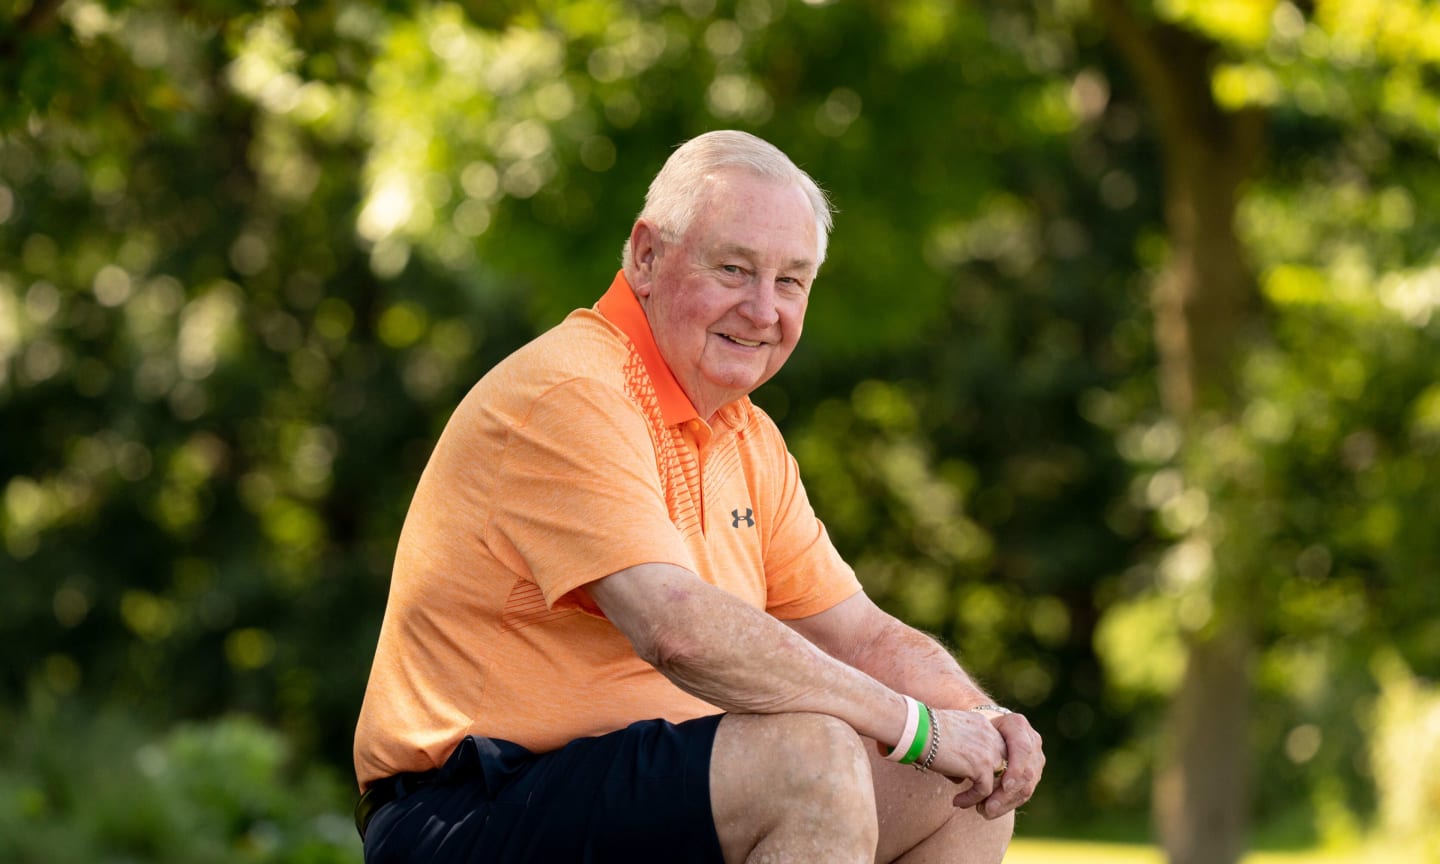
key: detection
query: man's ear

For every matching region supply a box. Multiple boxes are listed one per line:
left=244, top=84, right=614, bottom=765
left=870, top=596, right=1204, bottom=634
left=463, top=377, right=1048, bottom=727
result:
left=629, top=221, right=662, bottom=296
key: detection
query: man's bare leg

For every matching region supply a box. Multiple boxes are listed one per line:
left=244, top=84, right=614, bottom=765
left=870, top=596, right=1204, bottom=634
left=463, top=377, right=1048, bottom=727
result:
left=870, top=747, right=1015, bottom=864
left=710, top=713, right=879, bottom=864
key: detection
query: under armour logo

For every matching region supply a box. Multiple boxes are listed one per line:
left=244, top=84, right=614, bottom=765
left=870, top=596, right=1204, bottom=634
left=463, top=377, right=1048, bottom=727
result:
left=731, top=508, right=754, bottom=528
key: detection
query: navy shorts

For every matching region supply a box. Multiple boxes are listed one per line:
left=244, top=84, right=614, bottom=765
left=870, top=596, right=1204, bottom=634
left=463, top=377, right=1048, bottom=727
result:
left=363, top=714, right=726, bottom=864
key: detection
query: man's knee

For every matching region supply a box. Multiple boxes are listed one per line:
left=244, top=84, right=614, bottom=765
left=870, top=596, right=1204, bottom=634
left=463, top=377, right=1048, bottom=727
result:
left=719, top=712, right=874, bottom=807
left=711, top=713, right=878, bottom=860
left=871, top=752, right=1017, bottom=863
left=948, top=806, right=1014, bottom=856
left=885, top=800, right=1014, bottom=864
left=770, top=713, right=874, bottom=806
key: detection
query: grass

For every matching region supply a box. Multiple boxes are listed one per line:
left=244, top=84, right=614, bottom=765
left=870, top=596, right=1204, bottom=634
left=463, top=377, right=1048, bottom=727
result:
left=1006, top=838, right=1401, bottom=863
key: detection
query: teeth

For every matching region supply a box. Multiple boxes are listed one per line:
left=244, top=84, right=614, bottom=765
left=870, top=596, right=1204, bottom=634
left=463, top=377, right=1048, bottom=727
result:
left=726, top=336, right=762, bottom=347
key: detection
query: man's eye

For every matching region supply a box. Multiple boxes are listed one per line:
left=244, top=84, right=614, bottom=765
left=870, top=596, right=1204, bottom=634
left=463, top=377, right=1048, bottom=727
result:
left=721, top=264, right=743, bottom=274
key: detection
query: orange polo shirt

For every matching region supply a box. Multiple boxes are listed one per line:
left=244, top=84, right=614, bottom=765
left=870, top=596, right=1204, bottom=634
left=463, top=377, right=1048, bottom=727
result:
left=353, top=271, right=861, bottom=788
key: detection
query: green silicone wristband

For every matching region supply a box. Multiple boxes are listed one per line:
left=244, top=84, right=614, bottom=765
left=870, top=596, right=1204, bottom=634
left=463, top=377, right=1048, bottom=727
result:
left=900, top=701, right=931, bottom=764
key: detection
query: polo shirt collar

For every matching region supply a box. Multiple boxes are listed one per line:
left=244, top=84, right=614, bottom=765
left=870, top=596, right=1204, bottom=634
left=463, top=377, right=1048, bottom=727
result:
left=597, top=271, right=700, bottom=427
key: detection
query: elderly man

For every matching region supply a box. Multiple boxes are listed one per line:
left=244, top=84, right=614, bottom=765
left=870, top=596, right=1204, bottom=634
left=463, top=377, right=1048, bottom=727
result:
left=354, top=130, right=1043, bottom=863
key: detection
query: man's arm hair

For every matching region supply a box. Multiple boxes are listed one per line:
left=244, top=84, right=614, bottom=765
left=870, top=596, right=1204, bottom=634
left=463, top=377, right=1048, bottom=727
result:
left=785, top=591, right=997, bottom=712
left=587, top=562, right=909, bottom=744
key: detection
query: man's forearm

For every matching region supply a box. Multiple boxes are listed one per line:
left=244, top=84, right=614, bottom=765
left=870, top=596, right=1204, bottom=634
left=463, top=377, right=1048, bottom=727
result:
left=844, top=618, right=996, bottom=711
left=591, top=563, right=910, bottom=746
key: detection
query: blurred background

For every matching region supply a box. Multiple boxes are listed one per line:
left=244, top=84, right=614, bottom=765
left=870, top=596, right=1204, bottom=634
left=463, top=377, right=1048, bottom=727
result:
left=2, top=1, right=1438, bottom=862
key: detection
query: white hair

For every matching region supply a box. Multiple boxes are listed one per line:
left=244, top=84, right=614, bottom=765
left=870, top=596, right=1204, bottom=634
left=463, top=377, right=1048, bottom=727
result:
left=621, top=130, right=834, bottom=270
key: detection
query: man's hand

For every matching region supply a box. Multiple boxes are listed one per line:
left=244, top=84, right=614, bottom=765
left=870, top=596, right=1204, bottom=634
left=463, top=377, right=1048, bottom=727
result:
left=969, top=712, right=1044, bottom=820
left=783, top=592, right=1046, bottom=819
left=920, top=708, right=1043, bottom=819
left=922, top=708, right=1007, bottom=803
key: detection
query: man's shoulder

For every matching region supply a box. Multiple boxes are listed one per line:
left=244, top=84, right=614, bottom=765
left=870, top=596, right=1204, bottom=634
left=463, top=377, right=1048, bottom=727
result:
left=523, top=305, right=628, bottom=364
left=482, top=307, right=632, bottom=394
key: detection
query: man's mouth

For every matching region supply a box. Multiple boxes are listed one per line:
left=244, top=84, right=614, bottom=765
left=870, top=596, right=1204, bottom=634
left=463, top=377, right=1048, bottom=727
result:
left=720, top=334, right=764, bottom=348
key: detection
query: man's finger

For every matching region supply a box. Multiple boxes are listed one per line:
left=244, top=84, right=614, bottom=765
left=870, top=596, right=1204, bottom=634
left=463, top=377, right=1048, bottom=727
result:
left=978, top=771, right=1026, bottom=819
left=977, top=715, right=1045, bottom=818
left=951, top=773, right=993, bottom=809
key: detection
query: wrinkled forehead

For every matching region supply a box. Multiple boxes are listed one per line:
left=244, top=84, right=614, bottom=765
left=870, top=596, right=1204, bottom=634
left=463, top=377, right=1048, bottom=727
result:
left=684, top=172, right=819, bottom=256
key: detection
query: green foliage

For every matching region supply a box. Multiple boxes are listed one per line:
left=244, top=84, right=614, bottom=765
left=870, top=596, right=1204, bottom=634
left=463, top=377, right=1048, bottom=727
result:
left=1074, top=0, right=1440, bottom=841
left=2, top=0, right=1439, bottom=852
left=0, top=706, right=358, bottom=864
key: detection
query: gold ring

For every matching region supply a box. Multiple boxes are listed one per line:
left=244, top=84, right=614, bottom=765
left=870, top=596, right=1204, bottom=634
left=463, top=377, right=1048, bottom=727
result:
left=994, top=758, right=1008, bottom=778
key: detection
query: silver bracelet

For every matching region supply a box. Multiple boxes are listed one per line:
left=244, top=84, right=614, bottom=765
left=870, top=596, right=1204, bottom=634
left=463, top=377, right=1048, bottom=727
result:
left=969, top=703, right=1012, bottom=715
left=916, top=704, right=940, bottom=772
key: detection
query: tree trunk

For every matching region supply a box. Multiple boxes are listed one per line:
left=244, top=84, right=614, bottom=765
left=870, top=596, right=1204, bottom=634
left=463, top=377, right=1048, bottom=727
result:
left=1094, top=3, right=1268, bottom=863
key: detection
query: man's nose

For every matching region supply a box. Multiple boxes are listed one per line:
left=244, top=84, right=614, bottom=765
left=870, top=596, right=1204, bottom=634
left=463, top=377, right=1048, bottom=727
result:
left=739, top=275, right=780, bottom=328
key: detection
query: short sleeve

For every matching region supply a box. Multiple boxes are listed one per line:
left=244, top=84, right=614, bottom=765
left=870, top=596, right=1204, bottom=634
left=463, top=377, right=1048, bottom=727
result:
left=487, top=378, right=696, bottom=613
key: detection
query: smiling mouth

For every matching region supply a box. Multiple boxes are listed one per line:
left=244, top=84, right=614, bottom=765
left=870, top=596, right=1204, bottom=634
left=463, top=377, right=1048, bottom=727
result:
left=720, top=334, right=764, bottom=347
